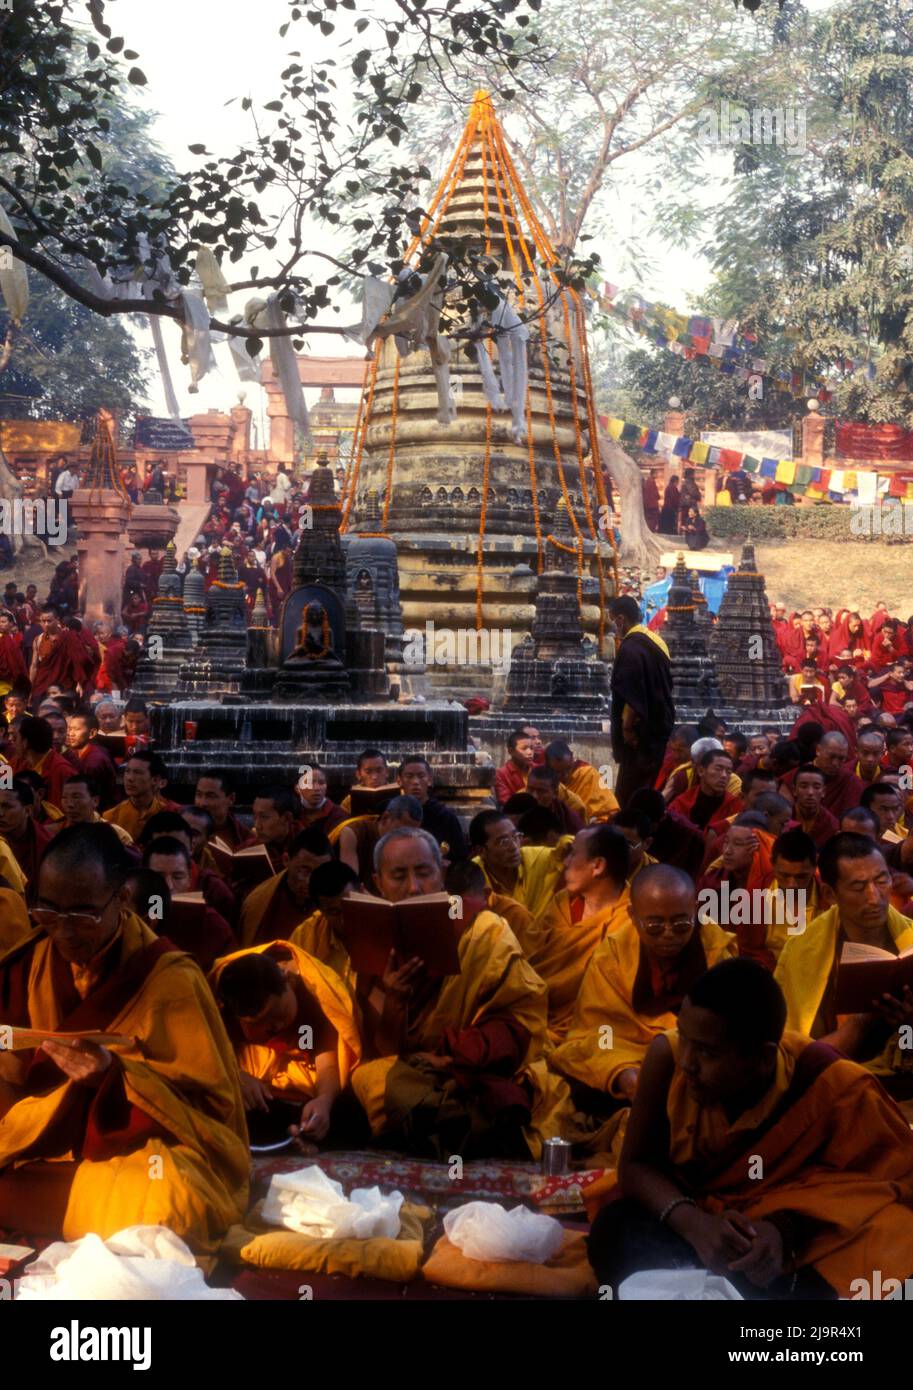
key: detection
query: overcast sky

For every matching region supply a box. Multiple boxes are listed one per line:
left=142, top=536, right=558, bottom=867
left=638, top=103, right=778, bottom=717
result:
left=115, top=0, right=737, bottom=421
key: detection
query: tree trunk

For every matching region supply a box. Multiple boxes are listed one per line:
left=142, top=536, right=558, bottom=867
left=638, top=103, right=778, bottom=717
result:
left=597, top=427, right=662, bottom=569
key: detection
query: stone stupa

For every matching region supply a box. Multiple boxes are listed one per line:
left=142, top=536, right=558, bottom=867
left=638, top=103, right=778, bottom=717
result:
left=662, top=553, right=723, bottom=712
left=131, top=540, right=193, bottom=698
left=711, top=542, right=789, bottom=709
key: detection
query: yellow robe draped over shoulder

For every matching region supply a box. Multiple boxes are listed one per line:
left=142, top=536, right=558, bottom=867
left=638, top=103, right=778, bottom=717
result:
left=774, top=904, right=913, bottom=1079
left=351, top=912, right=571, bottom=1157
left=565, top=763, right=619, bottom=822
left=529, top=888, right=633, bottom=1044
left=0, top=886, right=30, bottom=952
left=552, top=919, right=736, bottom=1095
left=0, top=912, right=249, bottom=1252
left=473, top=838, right=571, bottom=920
left=488, top=892, right=538, bottom=957
left=289, top=909, right=352, bottom=987
left=0, top=835, right=27, bottom=895
left=210, top=939, right=361, bottom=1097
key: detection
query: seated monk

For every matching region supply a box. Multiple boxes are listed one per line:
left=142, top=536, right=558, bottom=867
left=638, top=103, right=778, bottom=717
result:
left=783, top=764, right=840, bottom=850
left=9, top=714, right=75, bottom=810
left=142, top=837, right=235, bottom=972
left=139, top=810, right=236, bottom=924
left=58, top=773, right=135, bottom=848
left=239, top=827, right=333, bottom=947
left=0, top=776, right=52, bottom=900
left=553, top=865, right=735, bottom=1109
left=0, top=824, right=248, bottom=1249
left=334, top=794, right=422, bottom=887
left=469, top=809, right=571, bottom=919
left=516, top=806, right=564, bottom=848
left=295, top=762, right=349, bottom=836
left=775, top=833, right=913, bottom=1096
left=697, top=812, right=776, bottom=969
left=627, top=788, right=707, bottom=880
left=861, top=780, right=907, bottom=852
left=443, top=858, right=538, bottom=958
left=756, top=828, right=822, bottom=967
left=529, top=826, right=634, bottom=1044
left=525, top=765, right=587, bottom=835
left=194, top=771, right=252, bottom=852
left=351, top=827, right=570, bottom=1160
left=102, top=750, right=179, bottom=842
left=587, top=959, right=913, bottom=1300
left=669, top=749, right=743, bottom=833
left=661, top=736, right=743, bottom=805
left=211, top=942, right=361, bottom=1147
left=339, top=747, right=391, bottom=815
left=290, top=860, right=360, bottom=983
left=249, top=785, right=302, bottom=875
left=544, top=739, right=619, bottom=822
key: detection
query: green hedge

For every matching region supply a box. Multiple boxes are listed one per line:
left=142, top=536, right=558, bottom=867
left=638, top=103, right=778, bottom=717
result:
left=705, top=505, right=905, bottom=542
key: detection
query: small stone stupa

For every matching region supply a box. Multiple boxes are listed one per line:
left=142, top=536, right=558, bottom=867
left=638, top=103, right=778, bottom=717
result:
left=501, top=500, right=609, bottom=713
left=131, top=540, right=193, bottom=698
left=711, top=542, right=789, bottom=708
left=342, top=488, right=423, bottom=700
left=663, top=553, right=723, bottom=710
left=183, top=562, right=206, bottom=643
left=178, top=546, right=249, bottom=697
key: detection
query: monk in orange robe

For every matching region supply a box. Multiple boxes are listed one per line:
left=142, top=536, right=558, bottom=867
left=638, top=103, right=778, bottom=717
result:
left=211, top=938, right=361, bottom=1146
left=528, top=825, right=634, bottom=1042
left=587, top=958, right=913, bottom=1300
left=0, top=824, right=248, bottom=1251
left=102, top=751, right=179, bottom=841
left=239, top=828, right=333, bottom=947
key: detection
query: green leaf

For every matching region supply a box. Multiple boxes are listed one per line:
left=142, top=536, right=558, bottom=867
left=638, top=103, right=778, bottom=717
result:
left=127, top=68, right=147, bottom=85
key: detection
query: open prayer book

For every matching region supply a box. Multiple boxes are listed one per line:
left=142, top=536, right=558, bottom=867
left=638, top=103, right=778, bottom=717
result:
left=209, top=838, right=275, bottom=888
left=169, top=891, right=207, bottom=931
left=347, top=784, right=400, bottom=816
left=836, top=940, right=913, bottom=1014
left=0, top=1026, right=134, bottom=1052
left=339, top=891, right=461, bottom=977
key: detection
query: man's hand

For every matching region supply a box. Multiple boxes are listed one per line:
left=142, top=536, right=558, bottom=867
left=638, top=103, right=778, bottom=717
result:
left=292, top=1095, right=333, bottom=1142
left=681, top=1209, right=754, bottom=1274
left=872, top=984, right=913, bottom=1031
left=239, top=1070, right=274, bottom=1112
left=725, top=1215, right=785, bottom=1288
left=40, top=1038, right=112, bottom=1087
left=381, top=950, right=423, bottom=1002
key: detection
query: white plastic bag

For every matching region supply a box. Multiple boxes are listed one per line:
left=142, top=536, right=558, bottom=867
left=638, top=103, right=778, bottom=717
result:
left=16, top=1226, right=243, bottom=1300
left=443, top=1202, right=564, bottom=1264
left=618, top=1269, right=743, bottom=1301
left=262, top=1165, right=403, bottom=1240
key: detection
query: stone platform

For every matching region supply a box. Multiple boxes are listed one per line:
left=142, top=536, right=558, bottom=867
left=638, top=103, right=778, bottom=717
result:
left=151, top=697, right=496, bottom=813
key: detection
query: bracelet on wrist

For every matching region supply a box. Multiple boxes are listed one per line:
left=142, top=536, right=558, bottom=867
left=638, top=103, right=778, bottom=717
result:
left=658, top=1196, right=697, bottom=1226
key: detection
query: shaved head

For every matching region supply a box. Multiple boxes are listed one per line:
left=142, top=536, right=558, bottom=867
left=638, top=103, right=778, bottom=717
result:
left=630, top=863, right=695, bottom=915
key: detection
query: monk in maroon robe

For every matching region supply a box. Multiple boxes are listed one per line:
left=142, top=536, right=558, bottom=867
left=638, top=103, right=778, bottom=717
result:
left=29, top=607, right=89, bottom=705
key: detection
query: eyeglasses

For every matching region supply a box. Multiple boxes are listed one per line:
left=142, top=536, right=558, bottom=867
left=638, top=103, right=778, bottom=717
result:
left=491, top=832, right=522, bottom=848
left=640, top=918, right=693, bottom=937
left=31, top=888, right=120, bottom=930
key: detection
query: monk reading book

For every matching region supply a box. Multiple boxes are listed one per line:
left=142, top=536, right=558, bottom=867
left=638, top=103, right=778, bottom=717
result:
left=339, top=890, right=461, bottom=977
left=775, top=833, right=913, bottom=1093
left=211, top=940, right=361, bottom=1147
left=350, top=827, right=571, bottom=1160
left=239, top=828, right=333, bottom=947
left=0, top=824, right=248, bottom=1251
left=586, top=959, right=913, bottom=1300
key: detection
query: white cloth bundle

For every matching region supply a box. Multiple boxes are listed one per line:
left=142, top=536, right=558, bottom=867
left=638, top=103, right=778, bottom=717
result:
left=262, top=1165, right=403, bottom=1240
left=443, top=1201, right=564, bottom=1264
left=244, top=295, right=311, bottom=434
left=180, top=289, right=218, bottom=393
left=197, top=247, right=260, bottom=381
left=16, top=1227, right=243, bottom=1301
left=618, top=1270, right=743, bottom=1300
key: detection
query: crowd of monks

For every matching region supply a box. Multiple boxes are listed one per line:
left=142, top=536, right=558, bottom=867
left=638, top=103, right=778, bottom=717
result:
left=1, top=649, right=913, bottom=1299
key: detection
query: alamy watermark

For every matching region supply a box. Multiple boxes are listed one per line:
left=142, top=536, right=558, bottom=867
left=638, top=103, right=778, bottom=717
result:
left=403, top=621, right=513, bottom=672
left=696, top=99, right=806, bottom=155
left=697, top=885, right=808, bottom=935
left=0, top=498, right=68, bottom=546
left=849, top=500, right=913, bottom=537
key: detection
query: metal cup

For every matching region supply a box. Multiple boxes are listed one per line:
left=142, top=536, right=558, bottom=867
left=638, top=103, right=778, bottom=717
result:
left=541, top=1136, right=572, bottom=1176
